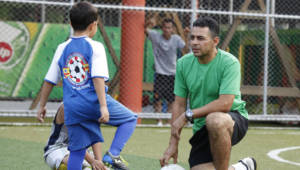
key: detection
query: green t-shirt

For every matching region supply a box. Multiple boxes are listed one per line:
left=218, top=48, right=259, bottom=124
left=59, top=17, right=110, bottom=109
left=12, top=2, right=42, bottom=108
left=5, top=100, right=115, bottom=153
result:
left=174, top=49, right=248, bottom=134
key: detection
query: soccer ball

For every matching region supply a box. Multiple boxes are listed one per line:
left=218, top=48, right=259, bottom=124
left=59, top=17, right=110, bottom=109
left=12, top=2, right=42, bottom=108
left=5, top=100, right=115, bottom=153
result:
left=161, top=164, right=185, bottom=170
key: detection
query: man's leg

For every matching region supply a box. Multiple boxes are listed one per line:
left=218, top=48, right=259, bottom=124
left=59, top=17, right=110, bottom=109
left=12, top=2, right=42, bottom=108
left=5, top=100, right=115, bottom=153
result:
left=154, top=93, right=163, bottom=125
left=190, top=160, right=255, bottom=170
left=189, top=112, right=255, bottom=170
left=166, top=101, right=174, bottom=124
left=153, top=73, right=165, bottom=125
left=206, top=112, right=234, bottom=170
left=191, top=162, right=215, bottom=170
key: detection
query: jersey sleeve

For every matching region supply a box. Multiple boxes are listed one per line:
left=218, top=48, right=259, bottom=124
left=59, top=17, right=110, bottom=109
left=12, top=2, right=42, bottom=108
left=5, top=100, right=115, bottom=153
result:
left=174, top=59, right=188, bottom=98
left=219, top=60, right=241, bottom=95
left=44, top=45, right=62, bottom=85
left=91, top=42, right=109, bottom=81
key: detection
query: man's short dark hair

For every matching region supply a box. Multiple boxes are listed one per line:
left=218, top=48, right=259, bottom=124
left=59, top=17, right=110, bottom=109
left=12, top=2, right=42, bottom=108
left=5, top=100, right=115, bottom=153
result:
left=69, top=1, right=98, bottom=31
left=193, top=17, right=219, bottom=38
left=162, top=18, right=175, bottom=26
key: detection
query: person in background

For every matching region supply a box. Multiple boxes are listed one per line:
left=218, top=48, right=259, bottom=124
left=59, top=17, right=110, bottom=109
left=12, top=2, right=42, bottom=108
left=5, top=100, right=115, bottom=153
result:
left=145, top=18, right=188, bottom=126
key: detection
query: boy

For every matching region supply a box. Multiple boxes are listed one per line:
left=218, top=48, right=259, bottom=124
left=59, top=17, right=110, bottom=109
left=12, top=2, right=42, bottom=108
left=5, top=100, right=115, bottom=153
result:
left=37, top=2, right=137, bottom=170
left=44, top=104, right=106, bottom=170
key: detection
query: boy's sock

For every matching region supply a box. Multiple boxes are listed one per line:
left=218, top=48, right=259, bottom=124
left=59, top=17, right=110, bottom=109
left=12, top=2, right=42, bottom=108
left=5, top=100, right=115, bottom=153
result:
left=67, top=148, right=86, bottom=170
left=109, top=119, right=137, bottom=156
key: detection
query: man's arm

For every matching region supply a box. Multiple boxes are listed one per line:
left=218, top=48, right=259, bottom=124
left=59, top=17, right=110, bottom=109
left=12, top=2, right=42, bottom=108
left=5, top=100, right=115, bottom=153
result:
left=144, top=18, right=156, bottom=36
left=37, top=81, right=55, bottom=123
left=181, top=27, right=190, bottom=55
left=191, top=94, right=235, bottom=119
left=169, top=96, right=187, bottom=146
left=171, top=96, right=187, bottom=131
left=160, top=96, right=186, bottom=167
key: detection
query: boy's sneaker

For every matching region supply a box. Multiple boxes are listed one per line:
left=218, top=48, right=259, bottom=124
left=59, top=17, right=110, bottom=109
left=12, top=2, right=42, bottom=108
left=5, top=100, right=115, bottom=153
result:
left=239, top=157, right=257, bottom=170
left=103, top=151, right=129, bottom=170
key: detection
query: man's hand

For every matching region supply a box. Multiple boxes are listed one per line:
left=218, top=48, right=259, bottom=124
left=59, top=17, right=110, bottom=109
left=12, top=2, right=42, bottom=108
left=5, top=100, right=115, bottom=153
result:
left=37, top=106, right=47, bottom=123
left=91, top=159, right=108, bottom=170
left=159, top=141, right=179, bottom=167
left=98, top=106, right=109, bottom=123
left=184, top=27, right=190, bottom=35
left=171, top=113, right=187, bottom=139
left=146, top=17, right=156, bottom=28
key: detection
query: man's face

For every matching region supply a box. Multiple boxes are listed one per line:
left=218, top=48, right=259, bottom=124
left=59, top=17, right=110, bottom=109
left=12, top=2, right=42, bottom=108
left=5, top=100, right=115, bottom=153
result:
left=190, top=26, right=218, bottom=58
left=162, top=22, right=174, bottom=38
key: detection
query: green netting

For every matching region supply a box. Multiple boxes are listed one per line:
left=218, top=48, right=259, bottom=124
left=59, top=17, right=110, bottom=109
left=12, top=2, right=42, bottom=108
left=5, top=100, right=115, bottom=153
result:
left=3, top=21, right=300, bottom=100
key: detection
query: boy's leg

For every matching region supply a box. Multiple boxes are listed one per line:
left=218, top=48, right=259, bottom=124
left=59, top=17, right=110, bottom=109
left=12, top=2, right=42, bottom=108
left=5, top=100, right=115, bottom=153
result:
left=109, top=118, right=136, bottom=156
left=104, top=95, right=137, bottom=169
left=105, top=94, right=137, bottom=155
left=67, top=148, right=86, bottom=170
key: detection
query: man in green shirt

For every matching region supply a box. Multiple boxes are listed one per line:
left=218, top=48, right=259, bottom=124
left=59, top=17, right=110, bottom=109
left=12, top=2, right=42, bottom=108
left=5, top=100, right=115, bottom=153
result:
left=160, top=17, right=256, bottom=170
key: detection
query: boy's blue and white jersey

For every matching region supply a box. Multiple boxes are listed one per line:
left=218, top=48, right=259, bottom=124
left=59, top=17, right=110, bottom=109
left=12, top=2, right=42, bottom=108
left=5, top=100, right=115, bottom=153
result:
left=45, top=36, right=109, bottom=125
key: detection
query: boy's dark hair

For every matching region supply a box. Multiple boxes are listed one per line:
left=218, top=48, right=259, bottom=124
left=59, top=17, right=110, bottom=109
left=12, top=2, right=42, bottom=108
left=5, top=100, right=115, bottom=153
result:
left=69, top=1, right=98, bottom=31
left=162, top=18, right=175, bottom=26
left=193, top=17, right=219, bottom=38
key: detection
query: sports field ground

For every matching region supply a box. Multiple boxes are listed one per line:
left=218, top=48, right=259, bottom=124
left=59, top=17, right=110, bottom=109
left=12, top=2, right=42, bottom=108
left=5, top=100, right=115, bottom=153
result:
left=1, top=126, right=300, bottom=170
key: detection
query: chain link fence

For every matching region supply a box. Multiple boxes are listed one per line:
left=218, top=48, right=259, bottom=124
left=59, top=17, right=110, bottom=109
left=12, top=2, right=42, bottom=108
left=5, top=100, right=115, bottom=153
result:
left=1, top=0, right=300, bottom=118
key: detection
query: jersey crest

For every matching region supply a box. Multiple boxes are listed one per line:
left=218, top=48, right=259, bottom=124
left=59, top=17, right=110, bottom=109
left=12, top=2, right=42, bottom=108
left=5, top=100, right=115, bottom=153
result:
left=63, top=53, right=89, bottom=86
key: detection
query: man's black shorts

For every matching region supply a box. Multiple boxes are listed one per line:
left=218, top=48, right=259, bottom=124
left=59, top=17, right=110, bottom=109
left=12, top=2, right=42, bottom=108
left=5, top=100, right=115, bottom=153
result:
left=153, top=73, right=175, bottom=103
left=188, top=111, right=248, bottom=168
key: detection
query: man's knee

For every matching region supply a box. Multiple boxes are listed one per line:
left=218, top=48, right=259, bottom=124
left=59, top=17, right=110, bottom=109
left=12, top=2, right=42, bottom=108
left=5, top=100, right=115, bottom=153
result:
left=191, top=162, right=215, bottom=170
left=206, top=112, right=234, bottom=134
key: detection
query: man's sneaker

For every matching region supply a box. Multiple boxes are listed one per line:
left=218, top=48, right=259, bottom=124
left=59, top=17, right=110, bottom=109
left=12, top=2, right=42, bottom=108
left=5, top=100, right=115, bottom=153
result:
left=239, top=157, right=257, bottom=170
left=157, top=121, right=163, bottom=127
left=103, top=151, right=129, bottom=170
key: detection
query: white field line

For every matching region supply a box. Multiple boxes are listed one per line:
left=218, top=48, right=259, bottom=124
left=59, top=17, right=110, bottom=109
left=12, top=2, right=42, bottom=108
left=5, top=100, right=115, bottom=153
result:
left=267, top=146, right=300, bottom=166
left=12, top=24, right=48, bottom=96
left=249, top=126, right=300, bottom=130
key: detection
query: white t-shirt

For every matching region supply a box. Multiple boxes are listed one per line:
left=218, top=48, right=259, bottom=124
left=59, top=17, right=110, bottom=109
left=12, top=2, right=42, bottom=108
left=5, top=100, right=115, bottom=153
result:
left=148, top=30, right=185, bottom=75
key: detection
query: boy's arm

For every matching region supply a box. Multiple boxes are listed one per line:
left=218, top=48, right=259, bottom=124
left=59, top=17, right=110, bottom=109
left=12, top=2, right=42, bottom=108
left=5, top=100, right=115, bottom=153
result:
left=37, top=81, right=55, bottom=123
left=93, top=78, right=109, bottom=123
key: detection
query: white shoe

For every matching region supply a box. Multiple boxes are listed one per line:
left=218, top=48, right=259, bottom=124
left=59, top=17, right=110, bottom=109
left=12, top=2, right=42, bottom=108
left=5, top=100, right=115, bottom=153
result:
left=239, top=157, right=257, bottom=170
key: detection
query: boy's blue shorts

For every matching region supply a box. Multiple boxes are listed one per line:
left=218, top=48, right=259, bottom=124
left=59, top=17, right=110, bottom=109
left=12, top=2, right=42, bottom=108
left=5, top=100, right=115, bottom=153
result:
left=67, top=120, right=103, bottom=151
left=66, top=94, right=137, bottom=151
